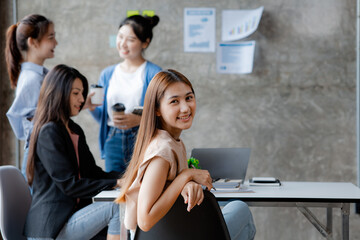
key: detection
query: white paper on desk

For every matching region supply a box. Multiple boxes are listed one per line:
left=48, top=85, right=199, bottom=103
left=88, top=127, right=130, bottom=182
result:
left=213, top=179, right=242, bottom=188
left=222, top=6, right=264, bottom=42
left=211, top=185, right=253, bottom=193
left=216, top=41, right=255, bottom=74
left=184, top=8, right=216, bottom=52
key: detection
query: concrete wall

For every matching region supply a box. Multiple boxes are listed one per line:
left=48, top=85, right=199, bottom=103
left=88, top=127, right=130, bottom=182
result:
left=1, top=0, right=359, bottom=239
left=0, top=1, right=18, bottom=168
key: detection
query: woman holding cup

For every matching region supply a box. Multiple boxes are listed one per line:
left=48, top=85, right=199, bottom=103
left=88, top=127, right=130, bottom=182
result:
left=89, top=84, right=104, bottom=104
left=85, top=15, right=161, bottom=173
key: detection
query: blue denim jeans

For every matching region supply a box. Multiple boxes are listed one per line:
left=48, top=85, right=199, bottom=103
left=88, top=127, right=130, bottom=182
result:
left=222, top=200, right=256, bottom=240
left=104, top=126, right=138, bottom=173
left=27, top=202, right=120, bottom=240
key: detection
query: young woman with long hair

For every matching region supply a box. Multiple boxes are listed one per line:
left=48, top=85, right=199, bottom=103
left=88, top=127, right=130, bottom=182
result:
left=5, top=14, right=58, bottom=178
left=24, top=64, right=121, bottom=240
left=116, top=69, right=256, bottom=240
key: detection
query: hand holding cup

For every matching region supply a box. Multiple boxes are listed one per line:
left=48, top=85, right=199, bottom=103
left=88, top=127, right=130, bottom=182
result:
left=89, top=84, right=104, bottom=104
left=112, top=103, right=126, bottom=128
left=83, top=85, right=103, bottom=111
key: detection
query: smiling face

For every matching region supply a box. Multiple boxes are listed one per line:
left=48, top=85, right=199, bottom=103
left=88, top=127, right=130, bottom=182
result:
left=116, top=24, right=149, bottom=61
left=36, top=23, right=57, bottom=61
left=156, top=82, right=196, bottom=139
left=69, top=78, right=85, bottom=117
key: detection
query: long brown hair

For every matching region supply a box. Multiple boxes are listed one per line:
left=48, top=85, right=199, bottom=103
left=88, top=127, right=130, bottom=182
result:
left=5, top=14, right=52, bottom=88
left=115, top=69, right=194, bottom=203
left=26, top=64, right=88, bottom=185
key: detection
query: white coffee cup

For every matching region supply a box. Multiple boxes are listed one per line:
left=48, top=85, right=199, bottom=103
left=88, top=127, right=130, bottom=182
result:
left=90, top=84, right=104, bottom=104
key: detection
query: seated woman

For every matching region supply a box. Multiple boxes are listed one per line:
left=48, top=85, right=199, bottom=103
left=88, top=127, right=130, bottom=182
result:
left=24, top=64, right=121, bottom=240
left=116, top=69, right=256, bottom=240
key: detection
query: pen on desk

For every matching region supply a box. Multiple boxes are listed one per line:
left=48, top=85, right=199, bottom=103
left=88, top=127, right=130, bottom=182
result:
left=212, top=178, right=220, bottom=183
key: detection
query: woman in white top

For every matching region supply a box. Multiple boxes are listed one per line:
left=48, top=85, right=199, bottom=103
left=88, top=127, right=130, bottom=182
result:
left=87, top=15, right=161, bottom=173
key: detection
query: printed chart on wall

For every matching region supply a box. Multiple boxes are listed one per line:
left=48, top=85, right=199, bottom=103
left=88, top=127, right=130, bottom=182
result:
left=216, top=41, right=256, bottom=74
left=217, top=6, right=263, bottom=74
left=221, top=6, right=264, bottom=42
left=184, top=8, right=216, bottom=52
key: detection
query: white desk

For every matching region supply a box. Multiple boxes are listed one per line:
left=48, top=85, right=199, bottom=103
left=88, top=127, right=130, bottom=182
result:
left=93, top=181, right=360, bottom=240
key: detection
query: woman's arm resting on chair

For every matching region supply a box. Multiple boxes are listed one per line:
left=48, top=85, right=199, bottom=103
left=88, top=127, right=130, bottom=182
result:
left=137, top=157, right=212, bottom=231
left=181, top=181, right=204, bottom=212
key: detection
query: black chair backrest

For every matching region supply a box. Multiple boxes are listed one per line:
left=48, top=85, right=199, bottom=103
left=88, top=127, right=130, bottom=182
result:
left=134, top=190, right=231, bottom=240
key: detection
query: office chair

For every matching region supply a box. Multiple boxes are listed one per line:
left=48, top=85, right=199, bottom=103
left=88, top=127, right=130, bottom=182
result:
left=0, top=165, right=32, bottom=240
left=133, top=190, right=231, bottom=240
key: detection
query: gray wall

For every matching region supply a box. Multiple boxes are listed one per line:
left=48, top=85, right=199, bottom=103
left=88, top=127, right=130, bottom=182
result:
left=1, top=0, right=360, bottom=239
left=1, top=1, right=18, bottom=168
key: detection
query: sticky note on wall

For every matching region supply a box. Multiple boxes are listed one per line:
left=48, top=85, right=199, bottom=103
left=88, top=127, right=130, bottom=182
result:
left=127, top=10, right=140, bottom=17
left=142, top=10, right=155, bottom=17
left=126, top=10, right=155, bottom=17
left=109, top=35, right=117, bottom=48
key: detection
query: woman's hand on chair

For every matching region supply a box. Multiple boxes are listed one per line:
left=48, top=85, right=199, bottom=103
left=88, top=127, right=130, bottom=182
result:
left=181, top=181, right=204, bottom=212
left=180, top=168, right=213, bottom=191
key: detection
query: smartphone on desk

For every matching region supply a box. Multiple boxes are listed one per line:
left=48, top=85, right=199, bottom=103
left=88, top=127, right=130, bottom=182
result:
left=249, top=177, right=281, bottom=186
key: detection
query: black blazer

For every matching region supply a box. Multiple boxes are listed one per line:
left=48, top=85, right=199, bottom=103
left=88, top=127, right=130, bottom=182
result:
left=24, top=120, right=120, bottom=238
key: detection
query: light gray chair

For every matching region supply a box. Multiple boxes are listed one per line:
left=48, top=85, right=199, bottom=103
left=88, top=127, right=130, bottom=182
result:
left=0, top=165, right=31, bottom=240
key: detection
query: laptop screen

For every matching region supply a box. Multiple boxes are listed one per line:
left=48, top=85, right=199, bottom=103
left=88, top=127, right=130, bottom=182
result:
left=190, top=148, right=251, bottom=182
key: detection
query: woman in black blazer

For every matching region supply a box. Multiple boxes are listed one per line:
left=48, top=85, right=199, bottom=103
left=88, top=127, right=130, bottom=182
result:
left=24, top=64, right=121, bottom=240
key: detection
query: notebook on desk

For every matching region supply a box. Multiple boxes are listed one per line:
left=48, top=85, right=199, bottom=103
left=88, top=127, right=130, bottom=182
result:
left=190, top=148, right=251, bottom=184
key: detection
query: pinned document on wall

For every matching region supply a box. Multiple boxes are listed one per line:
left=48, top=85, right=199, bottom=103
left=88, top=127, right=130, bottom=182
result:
left=184, top=8, right=216, bottom=52
left=221, top=6, right=264, bottom=42
left=216, top=41, right=255, bottom=74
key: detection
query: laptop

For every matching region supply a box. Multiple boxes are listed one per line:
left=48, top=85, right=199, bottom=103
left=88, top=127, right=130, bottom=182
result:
left=190, top=148, right=251, bottom=183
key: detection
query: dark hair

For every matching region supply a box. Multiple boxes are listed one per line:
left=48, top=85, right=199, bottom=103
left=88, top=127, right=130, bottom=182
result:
left=5, top=14, right=52, bottom=88
left=26, top=64, right=88, bottom=185
left=116, top=69, right=194, bottom=203
left=119, top=15, right=160, bottom=44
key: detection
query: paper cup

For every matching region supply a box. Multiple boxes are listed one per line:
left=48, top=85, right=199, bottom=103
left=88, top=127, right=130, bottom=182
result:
left=90, top=85, right=104, bottom=104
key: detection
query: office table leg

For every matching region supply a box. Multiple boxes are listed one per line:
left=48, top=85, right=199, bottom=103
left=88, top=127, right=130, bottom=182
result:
left=341, top=203, right=350, bottom=240
left=327, top=208, right=333, bottom=237
left=245, top=201, right=350, bottom=239
left=297, top=206, right=332, bottom=239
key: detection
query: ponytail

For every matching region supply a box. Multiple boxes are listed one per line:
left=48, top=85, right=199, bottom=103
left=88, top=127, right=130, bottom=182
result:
left=4, top=14, right=52, bottom=89
left=5, top=24, right=22, bottom=89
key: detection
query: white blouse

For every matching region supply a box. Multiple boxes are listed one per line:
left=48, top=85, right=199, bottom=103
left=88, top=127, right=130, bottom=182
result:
left=106, top=61, right=146, bottom=127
